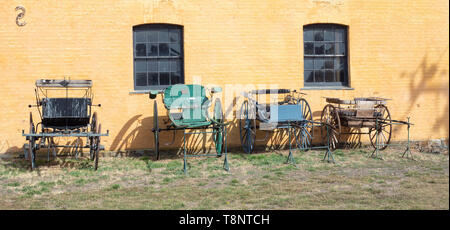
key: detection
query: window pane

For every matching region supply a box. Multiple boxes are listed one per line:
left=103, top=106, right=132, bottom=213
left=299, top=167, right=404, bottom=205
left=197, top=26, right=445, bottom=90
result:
left=304, top=42, right=314, bottom=55
left=324, top=58, right=334, bottom=69
left=314, top=43, right=324, bottom=55
left=303, top=29, right=314, bottom=41
left=314, top=30, right=324, bottom=41
left=324, top=28, right=334, bottom=41
left=159, top=29, right=169, bottom=42
left=304, top=71, right=314, bottom=82
left=335, top=28, right=346, bottom=42
left=159, top=60, right=170, bottom=72
left=135, top=44, right=146, bottom=57
left=160, top=73, right=170, bottom=85
left=136, top=73, right=147, bottom=86
left=314, top=70, right=324, bottom=82
left=314, top=58, right=325, bottom=69
left=148, top=30, right=158, bottom=42
left=135, top=31, right=146, bottom=43
left=335, top=42, right=346, bottom=55
left=170, top=59, right=181, bottom=72
left=135, top=59, right=146, bottom=72
left=169, top=43, right=181, bottom=56
left=148, top=73, right=158, bottom=85
left=325, top=70, right=335, bottom=82
left=169, top=29, right=180, bottom=42
left=335, top=57, right=346, bottom=69
left=304, top=58, right=314, bottom=70
left=336, top=69, right=346, bottom=82
left=325, top=43, right=334, bottom=55
left=159, top=43, right=169, bottom=56
left=148, top=60, right=158, bottom=72
left=171, top=72, right=182, bottom=85
left=148, top=43, right=158, bottom=56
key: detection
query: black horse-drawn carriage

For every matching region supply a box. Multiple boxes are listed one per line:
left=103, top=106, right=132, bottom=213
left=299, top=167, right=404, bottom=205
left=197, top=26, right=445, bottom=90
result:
left=22, top=79, right=108, bottom=170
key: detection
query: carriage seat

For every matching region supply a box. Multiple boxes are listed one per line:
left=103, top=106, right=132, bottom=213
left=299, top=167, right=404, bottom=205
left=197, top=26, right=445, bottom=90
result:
left=41, top=97, right=91, bottom=129
left=256, top=103, right=304, bottom=123
left=163, top=84, right=211, bottom=127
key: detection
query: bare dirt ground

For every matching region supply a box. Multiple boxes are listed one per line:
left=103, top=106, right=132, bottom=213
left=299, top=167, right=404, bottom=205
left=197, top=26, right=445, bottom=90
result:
left=0, top=146, right=448, bottom=209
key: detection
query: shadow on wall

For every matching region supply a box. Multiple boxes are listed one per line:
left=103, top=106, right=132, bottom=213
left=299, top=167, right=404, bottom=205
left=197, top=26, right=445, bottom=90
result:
left=399, top=50, right=449, bottom=139
left=109, top=114, right=222, bottom=159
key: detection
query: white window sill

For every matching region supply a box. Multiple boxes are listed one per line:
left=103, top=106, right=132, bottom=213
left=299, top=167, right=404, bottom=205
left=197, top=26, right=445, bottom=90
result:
left=301, top=86, right=354, bottom=90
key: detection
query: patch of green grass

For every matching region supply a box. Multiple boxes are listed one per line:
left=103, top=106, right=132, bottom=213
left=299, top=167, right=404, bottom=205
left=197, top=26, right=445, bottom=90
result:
left=21, top=186, right=42, bottom=197
left=162, top=177, right=173, bottom=184
left=38, top=181, right=56, bottom=189
left=110, top=184, right=121, bottom=190
left=74, top=179, right=87, bottom=186
left=333, top=150, right=344, bottom=156
left=206, top=165, right=221, bottom=171
left=247, top=153, right=286, bottom=166
left=147, top=161, right=166, bottom=169
left=230, top=178, right=239, bottom=186
left=5, top=181, right=20, bottom=187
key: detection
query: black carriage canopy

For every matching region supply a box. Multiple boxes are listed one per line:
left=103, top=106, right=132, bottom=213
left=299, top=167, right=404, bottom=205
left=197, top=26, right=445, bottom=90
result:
left=36, top=79, right=94, bottom=129
left=36, top=79, right=93, bottom=88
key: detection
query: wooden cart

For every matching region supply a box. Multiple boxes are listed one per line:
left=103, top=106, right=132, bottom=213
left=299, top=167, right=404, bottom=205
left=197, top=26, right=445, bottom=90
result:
left=320, top=97, right=392, bottom=150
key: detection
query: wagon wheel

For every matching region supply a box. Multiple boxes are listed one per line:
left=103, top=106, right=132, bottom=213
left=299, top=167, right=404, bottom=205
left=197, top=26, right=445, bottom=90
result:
left=320, top=104, right=341, bottom=150
left=212, top=98, right=224, bottom=156
left=294, top=98, right=313, bottom=150
left=369, top=104, right=392, bottom=150
left=153, top=100, right=160, bottom=160
left=28, top=112, right=36, bottom=170
left=89, top=112, right=98, bottom=161
left=239, top=100, right=256, bottom=154
left=94, top=124, right=101, bottom=170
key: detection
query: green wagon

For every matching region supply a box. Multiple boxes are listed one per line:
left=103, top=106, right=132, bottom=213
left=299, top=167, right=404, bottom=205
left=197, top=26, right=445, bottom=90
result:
left=149, top=84, right=229, bottom=173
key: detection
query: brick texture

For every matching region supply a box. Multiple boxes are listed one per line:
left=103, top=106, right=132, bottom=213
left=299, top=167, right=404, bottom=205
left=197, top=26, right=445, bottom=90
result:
left=0, top=0, right=448, bottom=153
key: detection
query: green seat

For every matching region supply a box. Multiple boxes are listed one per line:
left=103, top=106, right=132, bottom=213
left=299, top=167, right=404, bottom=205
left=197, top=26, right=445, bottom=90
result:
left=163, top=84, right=212, bottom=127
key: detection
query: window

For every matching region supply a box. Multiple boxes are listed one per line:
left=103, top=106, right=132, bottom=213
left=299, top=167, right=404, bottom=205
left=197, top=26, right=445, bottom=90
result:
left=303, top=24, right=348, bottom=87
left=133, top=24, right=184, bottom=90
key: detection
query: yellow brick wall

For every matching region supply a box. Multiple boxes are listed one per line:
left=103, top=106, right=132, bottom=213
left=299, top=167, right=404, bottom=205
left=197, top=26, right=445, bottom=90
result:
left=0, top=0, right=448, bottom=153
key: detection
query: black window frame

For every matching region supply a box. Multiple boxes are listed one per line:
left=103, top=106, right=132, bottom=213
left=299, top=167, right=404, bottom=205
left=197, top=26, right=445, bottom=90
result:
left=133, top=24, right=184, bottom=90
left=303, top=24, right=349, bottom=87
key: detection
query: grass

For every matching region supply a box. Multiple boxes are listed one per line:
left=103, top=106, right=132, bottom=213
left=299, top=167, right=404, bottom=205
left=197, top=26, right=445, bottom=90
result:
left=0, top=146, right=448, bottom=209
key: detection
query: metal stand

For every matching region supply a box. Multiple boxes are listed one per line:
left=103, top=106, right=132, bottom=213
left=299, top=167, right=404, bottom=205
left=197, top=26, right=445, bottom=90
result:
left=322, top=125, right=335, bottom=163
left=401, top=117, right=414, bottom=160
left=182, top=126, right=229, bottom=174
left=286, top=124, right=297, bottom=166
left=287, top=120, right=335, bottom=164
left=369, top=116, right=414, bottom=160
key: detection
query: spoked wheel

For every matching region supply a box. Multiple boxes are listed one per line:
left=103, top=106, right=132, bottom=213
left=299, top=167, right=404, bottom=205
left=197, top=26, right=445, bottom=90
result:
left=94, top=124, right=101, bottom=170
left=321, top=104, right=341, bottom=150
left=369, top=104, right=392, bottom=150
left=294, top=98, right=313, bottom=150
left=239, top=100, right=256, bottom=154
left=212, top=98, right=224, bottom=157
left=89, top=112, right=98, bottom=161
left=28, top=112, right=36, bottom=170
left=153, top=100, right=160, bottom=160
